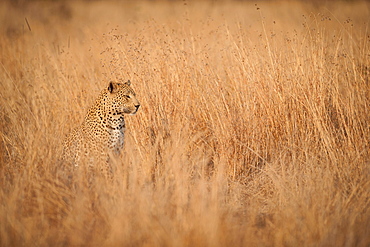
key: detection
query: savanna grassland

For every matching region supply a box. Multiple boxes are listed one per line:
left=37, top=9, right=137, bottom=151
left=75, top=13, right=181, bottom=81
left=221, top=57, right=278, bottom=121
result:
left=0, top=0, right=369, bottom=246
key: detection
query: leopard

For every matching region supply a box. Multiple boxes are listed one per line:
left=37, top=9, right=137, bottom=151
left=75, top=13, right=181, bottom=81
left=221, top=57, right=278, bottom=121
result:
left=61, top=80, right=140, bottom=176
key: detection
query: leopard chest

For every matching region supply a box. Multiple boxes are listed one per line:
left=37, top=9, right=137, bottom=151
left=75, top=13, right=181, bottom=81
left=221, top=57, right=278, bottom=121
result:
left=105, top=115, right=126, bottom=155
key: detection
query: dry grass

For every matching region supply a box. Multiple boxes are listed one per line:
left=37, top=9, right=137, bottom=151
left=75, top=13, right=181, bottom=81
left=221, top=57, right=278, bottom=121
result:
left=0, top=0, right=369, bottom=246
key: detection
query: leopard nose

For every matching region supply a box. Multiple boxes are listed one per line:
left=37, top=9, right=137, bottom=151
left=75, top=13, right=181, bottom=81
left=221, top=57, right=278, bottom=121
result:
left=135, top=104, right=140, bottom=111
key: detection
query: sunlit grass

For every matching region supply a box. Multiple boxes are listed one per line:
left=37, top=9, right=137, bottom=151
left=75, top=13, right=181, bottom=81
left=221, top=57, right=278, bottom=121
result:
left=0, top=0, right=369, bottom=246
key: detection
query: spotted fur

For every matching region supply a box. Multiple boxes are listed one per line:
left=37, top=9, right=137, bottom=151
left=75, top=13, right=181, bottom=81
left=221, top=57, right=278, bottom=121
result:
left=62, top=80, right=140, bottom=173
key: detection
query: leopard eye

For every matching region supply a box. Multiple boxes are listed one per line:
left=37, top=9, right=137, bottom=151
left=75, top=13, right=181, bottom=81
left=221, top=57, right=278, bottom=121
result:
left=125, top=95, right=131, bottom=99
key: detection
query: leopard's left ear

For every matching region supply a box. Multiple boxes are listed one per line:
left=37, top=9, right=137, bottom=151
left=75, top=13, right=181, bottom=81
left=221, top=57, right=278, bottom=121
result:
left=125, top=80, right=131, bottom=86
left=108, top=81, right=119, bottom=93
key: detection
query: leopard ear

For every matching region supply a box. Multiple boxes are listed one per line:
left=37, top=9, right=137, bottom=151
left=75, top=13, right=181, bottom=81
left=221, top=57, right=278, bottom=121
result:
left=108, top=82, right=114, bottom=93
left=125, top=80, right=131, bottom=86
left=108, top=81, right=118, bottom=93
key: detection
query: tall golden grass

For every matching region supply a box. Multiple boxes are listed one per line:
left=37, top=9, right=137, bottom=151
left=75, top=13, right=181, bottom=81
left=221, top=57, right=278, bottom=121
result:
left=1, top=0, right=369, bottom=246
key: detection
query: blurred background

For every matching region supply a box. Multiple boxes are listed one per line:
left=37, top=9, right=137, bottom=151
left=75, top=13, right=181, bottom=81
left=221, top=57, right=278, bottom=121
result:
left=1, top=0, right=369, bottom=246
